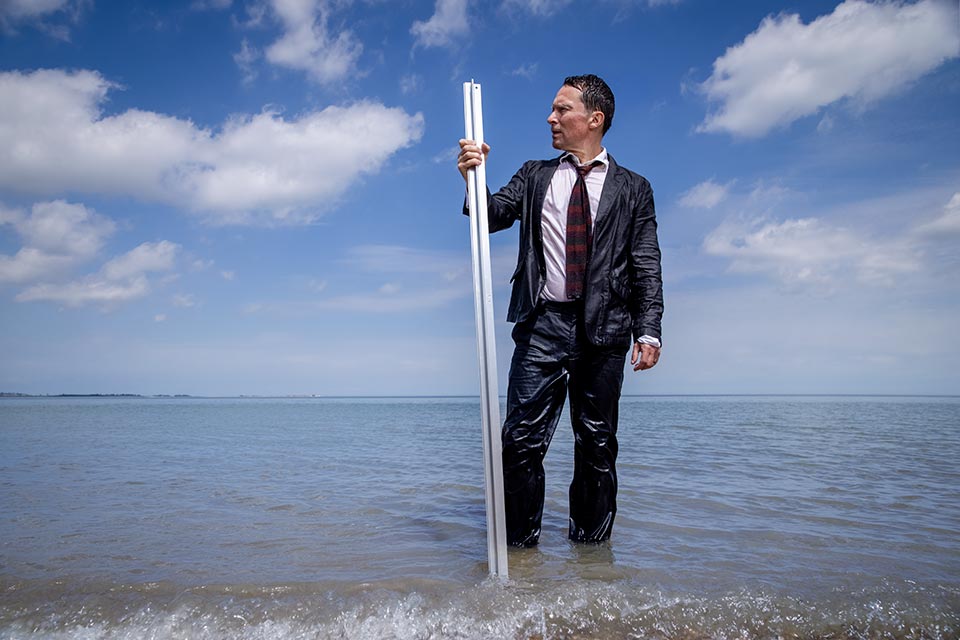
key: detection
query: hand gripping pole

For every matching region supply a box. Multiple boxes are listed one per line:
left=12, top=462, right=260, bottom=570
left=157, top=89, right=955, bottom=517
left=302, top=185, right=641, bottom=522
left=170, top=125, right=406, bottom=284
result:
left=462, top=81, right=508, bottom=578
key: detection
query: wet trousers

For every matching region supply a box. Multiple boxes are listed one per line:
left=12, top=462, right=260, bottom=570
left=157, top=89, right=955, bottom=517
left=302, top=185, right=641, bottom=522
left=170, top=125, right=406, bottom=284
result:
left=502, top=301, right=626, bottom=546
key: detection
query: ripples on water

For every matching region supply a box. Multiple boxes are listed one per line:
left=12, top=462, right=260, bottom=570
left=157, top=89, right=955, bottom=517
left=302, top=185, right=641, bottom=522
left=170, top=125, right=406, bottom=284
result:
left=1, top=396, right=958, bottom=639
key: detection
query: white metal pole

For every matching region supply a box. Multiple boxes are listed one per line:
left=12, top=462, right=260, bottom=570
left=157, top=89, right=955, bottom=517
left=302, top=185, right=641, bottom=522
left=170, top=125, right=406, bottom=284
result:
left=462, top=80, right=508, bottom=578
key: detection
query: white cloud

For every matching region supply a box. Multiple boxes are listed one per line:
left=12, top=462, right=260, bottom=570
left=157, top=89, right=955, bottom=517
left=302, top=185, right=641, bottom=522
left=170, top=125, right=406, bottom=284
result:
left=154, top=314, right=167, bottom=322
left=221, top=270, right=236, bottom=281
left=185, top=105, right=424, bottom=222
left=817, top=113, right=835, bottom=133
left=233, top=38, right=260, bottom=85
left=0, top=0, right=71, bottom=20
left=172, top=293, right=198, bottom=307
left=694, top=181, right=960, bottom=292
left=0, top=248, right=76, bottom=286
left=16, top=241, right=180, bottom=308
left=343, top=244, right=469, bottom=279
left=263, top=0, right=363, bottom=84
left=238, top=2, right=268, bottom=28
left=679, top=179, right=731, bottom=209
left=431, top=146, right=459, bottom=164
left=16, top=276, right=150, bottom=306
left=316, top=285, right=465, bottom=312
left=501, top=0, right=572, bottom=17
left=378, top=282, right=401, bottom=295
left=698, top=0, right=960, bottom=137
left=0, top=69, right=207, bottom=198
left=399, top=74, right=422, bottom=95
left=915, top=192, right=960, bottom=235
left=191, top=0, right=232, bottom=9
left=5, top=200, right=114, bottom=257
left=510, top=63, right=538, bottom=79
left=102, top=241, right=178, bottom=281
left=312, top=244, right=473, bottom=312
left=704, top=215, right=921, bottom=290
left=0, top=69, right=425, bottom=225
left=411, top=0, right=470, bottom=48
left=500, top=0, right=683, bottom=21
left=191, top=259, right=214, bottom=271
left=0, top=0, right=84, bottom=37
left=0, top=200, right=114, bottom=283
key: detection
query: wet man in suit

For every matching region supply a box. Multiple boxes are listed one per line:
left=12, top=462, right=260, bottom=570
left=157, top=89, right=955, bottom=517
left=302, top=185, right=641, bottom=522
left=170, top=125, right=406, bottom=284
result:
left=457, top=74, right=663, bottom=546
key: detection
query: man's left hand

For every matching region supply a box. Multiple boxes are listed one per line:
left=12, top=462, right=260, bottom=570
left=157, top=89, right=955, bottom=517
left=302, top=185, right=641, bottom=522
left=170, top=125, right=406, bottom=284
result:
left=631, top=342, right=660, bottom=372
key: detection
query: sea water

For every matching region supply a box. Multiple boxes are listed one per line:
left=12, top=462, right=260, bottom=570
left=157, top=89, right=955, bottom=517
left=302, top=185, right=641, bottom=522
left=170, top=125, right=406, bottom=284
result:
left=1, top=396, right=958, bottom=639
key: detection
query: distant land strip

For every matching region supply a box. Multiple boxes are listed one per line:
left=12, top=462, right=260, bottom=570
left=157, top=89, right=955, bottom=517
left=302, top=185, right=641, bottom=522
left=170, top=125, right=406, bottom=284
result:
left=2, top=392, right=959, bottom=399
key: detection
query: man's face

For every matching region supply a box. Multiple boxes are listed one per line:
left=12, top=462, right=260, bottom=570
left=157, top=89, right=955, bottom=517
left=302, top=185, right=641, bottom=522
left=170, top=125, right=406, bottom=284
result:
left=547, top=85, right=598, bottom=152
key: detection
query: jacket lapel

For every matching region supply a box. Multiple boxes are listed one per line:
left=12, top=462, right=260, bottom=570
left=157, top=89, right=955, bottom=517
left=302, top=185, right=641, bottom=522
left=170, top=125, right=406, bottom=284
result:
left=532, top=157, right=561, bottom=225
left=594, top=154, right=625, bottom=239
left=531, top=157, right=561, bottom=260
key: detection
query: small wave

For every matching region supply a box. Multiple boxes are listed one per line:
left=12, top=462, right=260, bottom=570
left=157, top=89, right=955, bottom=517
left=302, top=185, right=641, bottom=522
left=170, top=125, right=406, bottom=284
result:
left=2, top=577, right=957, bottom=640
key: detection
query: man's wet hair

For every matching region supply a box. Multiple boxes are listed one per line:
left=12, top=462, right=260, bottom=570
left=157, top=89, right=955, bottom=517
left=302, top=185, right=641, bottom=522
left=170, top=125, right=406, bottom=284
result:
left=563, top=74, right=615, bottom=135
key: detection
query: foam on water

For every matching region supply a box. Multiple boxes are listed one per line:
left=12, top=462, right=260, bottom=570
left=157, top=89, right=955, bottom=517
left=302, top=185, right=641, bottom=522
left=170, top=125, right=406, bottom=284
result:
left=2, top=577, right=958, bottom=639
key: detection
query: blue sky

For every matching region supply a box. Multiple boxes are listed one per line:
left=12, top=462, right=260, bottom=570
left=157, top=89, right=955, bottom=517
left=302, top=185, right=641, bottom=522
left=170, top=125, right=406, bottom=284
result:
left=0, top=0, right=958, bottom=396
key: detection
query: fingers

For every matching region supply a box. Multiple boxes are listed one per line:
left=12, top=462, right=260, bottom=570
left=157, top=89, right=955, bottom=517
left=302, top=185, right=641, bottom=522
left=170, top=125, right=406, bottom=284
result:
left=633, top=344, right=661, bottom=372
left=457, top=139, right=489, bottom=180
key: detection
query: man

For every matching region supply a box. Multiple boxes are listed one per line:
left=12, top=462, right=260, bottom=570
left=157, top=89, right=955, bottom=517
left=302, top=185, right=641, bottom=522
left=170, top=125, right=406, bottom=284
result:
left=457, top=74, right=663, bottom=546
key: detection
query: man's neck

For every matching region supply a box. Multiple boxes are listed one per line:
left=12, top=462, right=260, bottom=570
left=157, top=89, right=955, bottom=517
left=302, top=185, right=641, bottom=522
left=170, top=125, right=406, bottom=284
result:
left=564, top=142, right=604, bottom=164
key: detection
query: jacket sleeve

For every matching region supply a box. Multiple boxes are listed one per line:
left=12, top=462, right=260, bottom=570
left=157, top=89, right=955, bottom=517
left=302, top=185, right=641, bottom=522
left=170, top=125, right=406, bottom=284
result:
left=629, top=178, right=664, bottom=343
left=461, top=162, right=532, bottom=233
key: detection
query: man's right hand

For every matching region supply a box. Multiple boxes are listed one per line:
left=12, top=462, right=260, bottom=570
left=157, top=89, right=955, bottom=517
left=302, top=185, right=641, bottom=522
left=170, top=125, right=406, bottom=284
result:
left=457, top=139, right=490, bottom=181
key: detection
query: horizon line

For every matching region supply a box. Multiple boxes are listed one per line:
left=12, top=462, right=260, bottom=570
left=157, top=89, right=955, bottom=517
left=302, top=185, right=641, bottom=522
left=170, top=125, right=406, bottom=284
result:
left=2, top=392, right=959, bottom=399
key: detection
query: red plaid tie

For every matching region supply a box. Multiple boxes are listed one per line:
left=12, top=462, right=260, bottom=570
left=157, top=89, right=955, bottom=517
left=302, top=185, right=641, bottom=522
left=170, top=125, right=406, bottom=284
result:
left=565, top=158, right=602, bottom=300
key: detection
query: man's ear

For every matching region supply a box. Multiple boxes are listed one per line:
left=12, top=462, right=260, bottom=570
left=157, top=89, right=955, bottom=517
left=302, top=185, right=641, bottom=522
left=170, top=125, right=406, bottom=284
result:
left=589, top=110, right=604, bottom=131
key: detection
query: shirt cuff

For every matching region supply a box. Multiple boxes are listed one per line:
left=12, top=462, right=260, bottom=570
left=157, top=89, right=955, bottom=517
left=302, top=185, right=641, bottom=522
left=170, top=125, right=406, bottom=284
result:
left=636, top=335, right=661, bottom=349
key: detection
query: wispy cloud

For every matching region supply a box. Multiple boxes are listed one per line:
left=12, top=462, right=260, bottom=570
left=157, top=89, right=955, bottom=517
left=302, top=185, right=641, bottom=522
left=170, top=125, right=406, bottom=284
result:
left=15, top=240, right=180, bottom=308
left=0, top=200, right=115, bottom=284
left=233, top=38, right=260, bottom=85
left=702, top=187, right=960, bottom=291
left=0, top=69, right=424, bottom=226
left=312, top=244, right=472, bottom=312
left=316, top=285, right=466, bottom=313
left=704, top=216, right=917, bottom=290
left=262, top=0, right=363, bottom=84
left=0, top=0, right=87, bottom=39
left=411, top=0, right=470, bottom=48
left=399, top=73, right=422, bottom=95
left=698, top=0, right=960, bottom=137
left=501, top=0, right=573, bottom=17
left=102, top=241, right=178, bottom=281
left=679, top=179, right=732, bottom=209
left=191, top=0, right=232, bottom=10
left=915, top=192, right=960, bottom=236
left=342, top=244, right=468, bottom=279
left=510, top=62, right=538, bottom=79
left=501, top=0, right=677, bottom=19
left=172, top=293, right=198, bottom=308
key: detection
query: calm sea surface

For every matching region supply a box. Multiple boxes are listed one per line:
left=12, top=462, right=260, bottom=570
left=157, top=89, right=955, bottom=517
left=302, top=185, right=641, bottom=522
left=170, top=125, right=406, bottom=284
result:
left=1, top=396, right=958, bottom=639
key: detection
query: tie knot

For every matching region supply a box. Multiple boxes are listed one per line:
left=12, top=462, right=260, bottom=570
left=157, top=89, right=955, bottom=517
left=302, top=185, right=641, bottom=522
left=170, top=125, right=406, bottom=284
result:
left=566, top=156, right=602, bottom=177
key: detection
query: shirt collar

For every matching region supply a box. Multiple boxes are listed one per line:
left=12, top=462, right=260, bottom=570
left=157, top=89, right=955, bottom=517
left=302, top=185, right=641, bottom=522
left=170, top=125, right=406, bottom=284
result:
left=561, top=148, right=609, bottom=168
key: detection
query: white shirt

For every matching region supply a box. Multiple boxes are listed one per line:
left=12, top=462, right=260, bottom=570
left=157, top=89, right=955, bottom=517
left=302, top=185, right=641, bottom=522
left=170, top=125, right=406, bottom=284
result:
left=541, top=149, right=609, bottom=303
left=540, top=148, right=660, bottom=349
